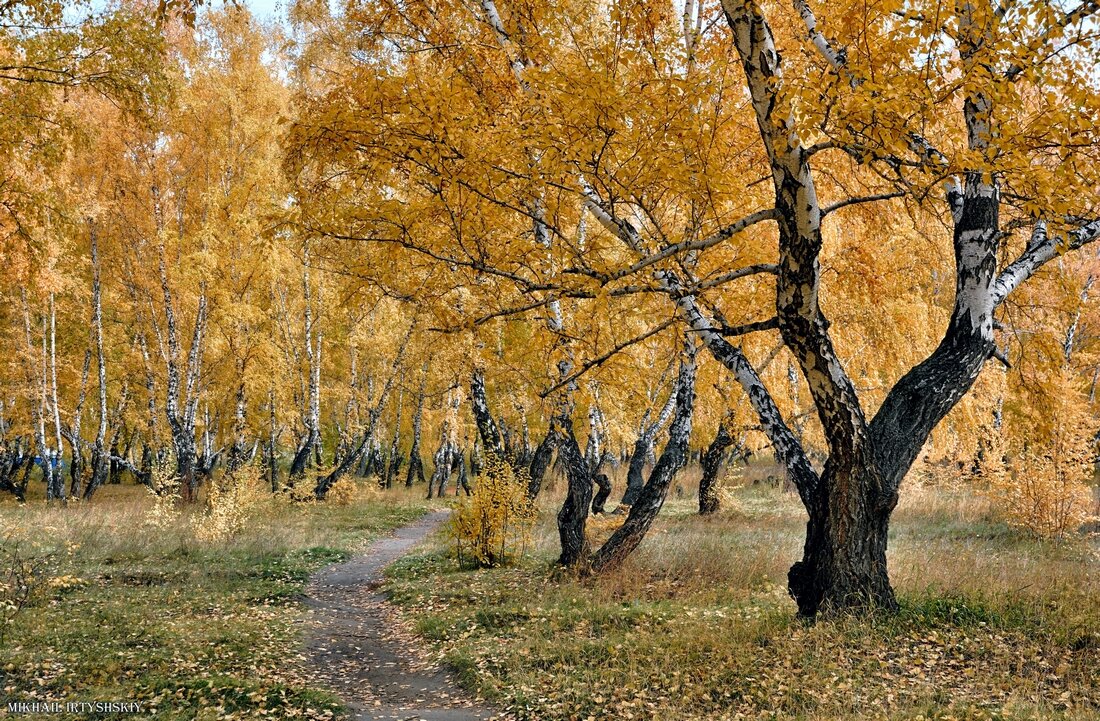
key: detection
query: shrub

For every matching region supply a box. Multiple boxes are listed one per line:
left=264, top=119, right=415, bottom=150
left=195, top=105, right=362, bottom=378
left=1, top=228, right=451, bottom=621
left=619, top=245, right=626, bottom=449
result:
left=983, top=375, right=1098, bottom=540
left=448, top=456, right=536, bottom=567
left=325, top=476, right=366, bottom=506
left=285, top=481, right=318, bottom=505
left=0, top=541, right=52, bottom=643
left=192, top=464, right=271, bottom=543
left=142, top=464, right=182, bottom=530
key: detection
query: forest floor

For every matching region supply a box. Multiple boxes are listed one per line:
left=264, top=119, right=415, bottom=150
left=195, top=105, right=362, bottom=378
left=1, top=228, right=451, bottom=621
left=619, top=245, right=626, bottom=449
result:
left=386, top=475, right=1100, bottom=721
left=0, top=483, right=432, bottom=720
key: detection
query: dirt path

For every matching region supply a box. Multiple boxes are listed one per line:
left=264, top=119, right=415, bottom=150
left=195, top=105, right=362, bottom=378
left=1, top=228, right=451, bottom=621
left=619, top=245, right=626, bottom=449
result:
left=304, top=510, right=499, bottom=721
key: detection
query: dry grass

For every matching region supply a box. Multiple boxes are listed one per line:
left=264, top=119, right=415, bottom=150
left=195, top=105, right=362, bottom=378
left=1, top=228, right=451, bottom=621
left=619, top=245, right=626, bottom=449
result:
left=387, top=467, right=1100, bottom=721
left=0, top=480, right=430, bottom=720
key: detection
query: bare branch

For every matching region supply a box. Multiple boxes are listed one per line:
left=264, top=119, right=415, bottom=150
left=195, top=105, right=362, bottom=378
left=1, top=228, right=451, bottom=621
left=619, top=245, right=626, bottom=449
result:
left=538, top=318, right=677, bottom=398
left=718, top=316, right=781, bottom=337
left=822, top=192, right=905, bottom=215
left=608, top=210, right=778, bottom=281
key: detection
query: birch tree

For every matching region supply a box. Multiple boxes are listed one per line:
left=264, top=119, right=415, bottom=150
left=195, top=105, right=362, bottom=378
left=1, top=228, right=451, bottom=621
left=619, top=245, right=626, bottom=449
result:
left=287, top=0, right=1100, bottom=614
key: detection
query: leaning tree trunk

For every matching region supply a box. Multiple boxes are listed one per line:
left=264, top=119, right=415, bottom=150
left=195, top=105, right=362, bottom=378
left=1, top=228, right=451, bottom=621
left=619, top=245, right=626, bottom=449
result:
left=591, top=344, right=696, bottom=572
left=620, top=437, right=649, bottom=507
left=699, top=423, right=733, bottom=515
left=471, top=369, right=505, bottom=459
left=620, top=386, right=676, bottom=506
left=525, top=426, right=558, bottom=498
left=591, top=472, right=612, bottom=514
left=455, top=447, right=471, bottom=496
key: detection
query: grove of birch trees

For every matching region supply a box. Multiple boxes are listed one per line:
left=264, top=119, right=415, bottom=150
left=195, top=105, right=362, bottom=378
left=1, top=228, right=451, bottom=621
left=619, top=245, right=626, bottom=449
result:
left=2, top=0, right=1100, bottom=615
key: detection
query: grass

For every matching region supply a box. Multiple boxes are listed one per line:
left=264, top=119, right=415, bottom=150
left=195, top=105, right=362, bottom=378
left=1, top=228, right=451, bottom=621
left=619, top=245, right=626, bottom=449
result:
left=386, top=470, right=1100, bottom=721
left=0, top=480, right=430, bottom=720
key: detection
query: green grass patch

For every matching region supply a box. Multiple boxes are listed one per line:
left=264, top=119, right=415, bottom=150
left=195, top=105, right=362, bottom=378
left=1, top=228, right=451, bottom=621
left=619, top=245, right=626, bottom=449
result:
left=0, top=484, right=430, bottom=720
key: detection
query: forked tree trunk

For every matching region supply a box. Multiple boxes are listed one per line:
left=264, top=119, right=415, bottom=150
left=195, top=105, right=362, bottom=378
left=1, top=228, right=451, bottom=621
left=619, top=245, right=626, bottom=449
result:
left=591, top=473, right=612, bottom=514
left=429, top=437, right=453, bottom=499
left=621, top=437, right=649, bottom=507
left=621, top=385, right=677, bottom=506
left=788, top=461, right=895, bottom=616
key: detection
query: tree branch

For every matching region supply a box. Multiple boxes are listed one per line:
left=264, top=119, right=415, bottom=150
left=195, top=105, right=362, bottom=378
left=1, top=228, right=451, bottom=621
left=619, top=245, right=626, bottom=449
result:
left=657, top=270, right=819, bottom=503
left=822, top=192, right=905, bottom=215
left=791, top=0, right=846, bottom=70
left=992, top=219, right=1100, bottom=305
left=1005, top=0, right=1100, bottom=80
left=609, top=209, right=778, bottom=280
left=718, top=316, right=781, bottom=336
left=538, top=318, right=677, bottom=398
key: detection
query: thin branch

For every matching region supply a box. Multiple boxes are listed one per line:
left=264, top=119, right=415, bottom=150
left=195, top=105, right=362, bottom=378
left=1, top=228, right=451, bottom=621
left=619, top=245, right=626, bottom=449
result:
left=822, top=192, right=905, bottom=215
left=1005, top=0, right=1100, bottom=80
left=718, top=316, right=781, bottom=336
left=992, top=219, right=1100, bottom=304
left=538, top=318, right=677, bottom=398
left=609, top=210, right=779, bottom=281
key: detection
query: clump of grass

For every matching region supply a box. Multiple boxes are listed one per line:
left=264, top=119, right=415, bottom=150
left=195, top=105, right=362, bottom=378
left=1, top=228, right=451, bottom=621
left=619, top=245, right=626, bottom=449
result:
left=0, top=482, right=429, bottom=720
left=387, top=480, right=1100, bottom=721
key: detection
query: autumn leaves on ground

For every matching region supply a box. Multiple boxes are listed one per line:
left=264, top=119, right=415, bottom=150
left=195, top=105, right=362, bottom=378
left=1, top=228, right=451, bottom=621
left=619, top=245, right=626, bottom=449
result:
left=392, top=474, right=1100, bottom=721
left=2, top=474, right=1098, bottom=721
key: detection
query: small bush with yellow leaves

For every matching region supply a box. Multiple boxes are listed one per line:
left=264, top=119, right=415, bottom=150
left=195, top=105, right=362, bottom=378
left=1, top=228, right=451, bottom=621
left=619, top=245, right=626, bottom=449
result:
left=448, top=456, right=536, bottom=568
left=284, top=480, right=318, bottom=505
left=192, top=463, right=272, bottom=543
left=981, top=372, right=1098, bottom=540
left=141, top=463, right=183, bottom=530
left=325, top=476, right=362, bottom=506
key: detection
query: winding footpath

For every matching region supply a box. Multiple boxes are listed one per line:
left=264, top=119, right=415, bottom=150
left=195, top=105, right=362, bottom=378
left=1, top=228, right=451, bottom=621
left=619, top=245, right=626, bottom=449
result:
left=304, top=510, right=500, bottom=721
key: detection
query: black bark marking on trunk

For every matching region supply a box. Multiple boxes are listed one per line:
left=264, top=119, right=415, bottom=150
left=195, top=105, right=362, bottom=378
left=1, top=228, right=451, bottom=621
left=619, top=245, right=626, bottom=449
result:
left=699, top=423, right=733, bottom=515
left=526, top=426, right=558, bottom=499
left=556, top=415, right=592, bottom=568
